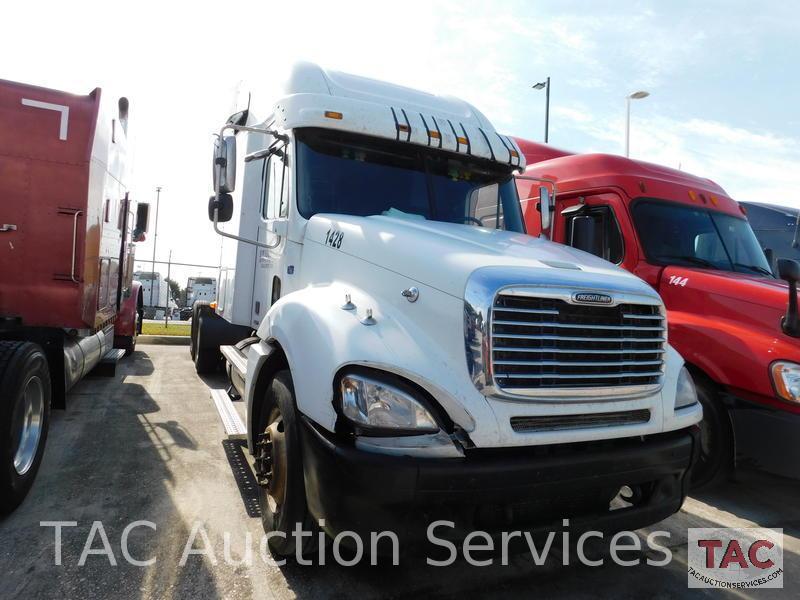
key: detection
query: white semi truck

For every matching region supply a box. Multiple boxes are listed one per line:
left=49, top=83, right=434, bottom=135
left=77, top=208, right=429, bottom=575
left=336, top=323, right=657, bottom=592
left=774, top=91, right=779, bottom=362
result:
left=186, top=276, right=217, bottom=306
left=197, top=63, right=702, bottom=556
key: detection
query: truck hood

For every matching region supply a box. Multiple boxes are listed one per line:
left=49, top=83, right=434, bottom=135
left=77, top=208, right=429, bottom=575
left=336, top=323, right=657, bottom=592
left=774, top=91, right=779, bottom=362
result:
left=306, top=214, right=658, bottom=299
left=660, top=266, right=790, bottom=327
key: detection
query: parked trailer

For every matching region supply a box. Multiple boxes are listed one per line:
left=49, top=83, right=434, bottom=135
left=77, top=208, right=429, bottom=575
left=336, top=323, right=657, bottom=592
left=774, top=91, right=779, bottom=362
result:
left=740, top=201, right=800, bottom=269
left=134, top=271, right=168, bottom=318
left=186, top=276, right=217, bottom=306
left=196, top=63, right=701, bottom=555
left=514, top=137, right=800, bottom=483
left=0, top=79, right=148, bottom=512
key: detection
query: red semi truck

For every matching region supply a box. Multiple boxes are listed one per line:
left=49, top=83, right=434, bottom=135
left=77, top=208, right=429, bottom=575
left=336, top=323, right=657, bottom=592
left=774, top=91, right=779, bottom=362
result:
left=0, top=79, right=148, bottom=512
left=514, top=138, right=800, bottom=485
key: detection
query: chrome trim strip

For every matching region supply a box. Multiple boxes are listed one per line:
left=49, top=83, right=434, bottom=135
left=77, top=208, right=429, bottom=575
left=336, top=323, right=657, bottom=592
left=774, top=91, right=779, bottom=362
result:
left=494, top=359, right=663, bottom=367
left=492, top=320, right=665, bottom=332
left=497, top=371, right=663, bottom=380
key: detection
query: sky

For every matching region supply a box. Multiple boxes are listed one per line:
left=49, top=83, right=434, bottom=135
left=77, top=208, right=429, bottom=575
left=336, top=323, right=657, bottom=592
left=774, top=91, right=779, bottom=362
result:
left=3, top=0, right=799, bottom=288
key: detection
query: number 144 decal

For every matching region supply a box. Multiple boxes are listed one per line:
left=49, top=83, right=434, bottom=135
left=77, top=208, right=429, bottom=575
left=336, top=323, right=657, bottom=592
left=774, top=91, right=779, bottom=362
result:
left=669, top=275, right=689, bottom=287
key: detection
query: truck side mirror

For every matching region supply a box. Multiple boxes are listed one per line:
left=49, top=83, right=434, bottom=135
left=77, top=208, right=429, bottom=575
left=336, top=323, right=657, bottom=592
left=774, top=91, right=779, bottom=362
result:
left=778, top=258, right=800, bottom=337
left=571, top=215, right=599, bottom=256
left=213, top=135, right=237, bottom=194
left=539, top=186, right=552, bottom=231
left=133, top=203, right=150, bottom=241
left=209, top=194, right=234, bottom=223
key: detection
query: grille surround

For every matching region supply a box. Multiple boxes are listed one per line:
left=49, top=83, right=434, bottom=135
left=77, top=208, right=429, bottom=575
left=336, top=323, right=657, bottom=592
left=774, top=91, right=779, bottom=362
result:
left=464, top=270, right=667, bottom=402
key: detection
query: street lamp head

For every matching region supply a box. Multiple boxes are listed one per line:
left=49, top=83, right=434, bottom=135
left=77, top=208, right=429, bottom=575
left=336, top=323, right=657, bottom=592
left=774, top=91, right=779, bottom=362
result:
left=628, top=91, right=650, bottom=100
left=532, top=81, right=547, bottom=90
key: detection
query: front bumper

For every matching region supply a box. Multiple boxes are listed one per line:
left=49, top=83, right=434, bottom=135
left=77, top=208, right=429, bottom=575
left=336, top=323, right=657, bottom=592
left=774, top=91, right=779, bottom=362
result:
left=730, top=399, right=800, bottom=479
left=300, top=418, right=700, bottom=544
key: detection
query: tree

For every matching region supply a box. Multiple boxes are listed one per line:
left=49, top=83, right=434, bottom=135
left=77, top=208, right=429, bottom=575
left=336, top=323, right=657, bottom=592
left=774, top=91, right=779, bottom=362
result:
left=165, top=278, right=184, bottom=305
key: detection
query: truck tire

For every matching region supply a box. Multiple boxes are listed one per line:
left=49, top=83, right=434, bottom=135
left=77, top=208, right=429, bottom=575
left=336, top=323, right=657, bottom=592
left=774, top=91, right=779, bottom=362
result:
left=190, top=301, right=212, bottom=361
left=194, top=312, right=221, bottom=375
left=0, top=341, right=51, bottom=514
left=119, top=335, right=136, bottom=357
left=691, top=379, right=733, bottom=489
left=256, top=370, right=318, bottom=558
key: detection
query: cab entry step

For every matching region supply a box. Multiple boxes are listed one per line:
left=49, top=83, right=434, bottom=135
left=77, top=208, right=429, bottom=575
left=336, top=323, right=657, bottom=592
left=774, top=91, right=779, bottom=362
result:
left=90, top=348, right=127, bottom=377
left=210, top=388, right=247, bottom=440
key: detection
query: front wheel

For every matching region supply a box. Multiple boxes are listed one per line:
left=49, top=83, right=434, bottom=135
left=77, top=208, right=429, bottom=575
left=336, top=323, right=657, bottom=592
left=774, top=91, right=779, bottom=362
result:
left=690, top=378, right=733, bottom=489
left=255, top=370, right=318, bottom=558
left=0, top=341, right=52, bottom=514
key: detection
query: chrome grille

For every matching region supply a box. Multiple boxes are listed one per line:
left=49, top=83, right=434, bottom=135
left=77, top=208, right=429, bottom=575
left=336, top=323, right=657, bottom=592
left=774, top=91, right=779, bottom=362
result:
left=491, top=294, right=665, bottom=393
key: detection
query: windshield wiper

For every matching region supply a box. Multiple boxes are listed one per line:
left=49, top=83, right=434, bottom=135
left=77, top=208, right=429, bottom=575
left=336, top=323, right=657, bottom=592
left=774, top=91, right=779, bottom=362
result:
left=733, top=262, right=773, bottom=277
left=659, top=255, right=718, bottom=269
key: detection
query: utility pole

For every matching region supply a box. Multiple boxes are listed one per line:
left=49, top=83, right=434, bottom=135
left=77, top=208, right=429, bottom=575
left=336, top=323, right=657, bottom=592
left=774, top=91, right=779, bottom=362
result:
left=165, top=249, right=172, bottom=328
left=532, top=77, right=551, bottom=143
left=149, top=186, right=162, bottom=308
left=625, top=91, right=650, bottom=157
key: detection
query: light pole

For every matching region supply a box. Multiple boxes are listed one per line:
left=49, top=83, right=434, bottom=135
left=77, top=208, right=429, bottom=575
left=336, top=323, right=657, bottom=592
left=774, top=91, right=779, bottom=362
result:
left=532, top=77, right=550, bottom=143
left=625, top=90, right=650, bottom=157
left=149, top=186, right=162, bottom=308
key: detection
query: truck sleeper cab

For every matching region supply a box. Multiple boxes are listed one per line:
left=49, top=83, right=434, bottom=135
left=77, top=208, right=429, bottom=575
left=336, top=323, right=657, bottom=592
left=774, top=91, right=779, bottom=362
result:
left=515, top=138, right=800, bottom=484
left=0, top=79, right=148, bottom=513
left=202, top=64, right=701, bottom=554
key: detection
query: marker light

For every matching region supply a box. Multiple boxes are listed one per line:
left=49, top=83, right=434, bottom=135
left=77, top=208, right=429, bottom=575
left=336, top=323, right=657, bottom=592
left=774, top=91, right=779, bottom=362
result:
left=688, top=190, right=698, bottom=203
left=324, top=111, right=343, bottom=120
left=209, top=301, right=218, bottom=310
left=510, top=149, right=519, bottom=158
left=397, top=123, right=410, bottom=133
left=457, top=136, right=468, bottom=145
left=771, top=361, right=800, bottom=404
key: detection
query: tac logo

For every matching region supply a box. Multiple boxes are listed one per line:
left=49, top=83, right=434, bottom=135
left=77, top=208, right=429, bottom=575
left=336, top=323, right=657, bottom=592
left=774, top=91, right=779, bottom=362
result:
left=687, top=528, right=783, bottom=589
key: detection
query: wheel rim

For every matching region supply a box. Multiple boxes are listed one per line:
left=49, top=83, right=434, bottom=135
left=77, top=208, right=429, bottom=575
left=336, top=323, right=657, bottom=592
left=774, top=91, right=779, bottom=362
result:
left=265, top=409, right=288, bottom=513
left=13, top=375, right=45, bottom=476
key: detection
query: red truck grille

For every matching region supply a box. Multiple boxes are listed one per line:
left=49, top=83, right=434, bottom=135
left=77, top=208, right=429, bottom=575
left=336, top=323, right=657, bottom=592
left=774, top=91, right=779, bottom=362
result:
left=491, top=294, right=665, bottom=393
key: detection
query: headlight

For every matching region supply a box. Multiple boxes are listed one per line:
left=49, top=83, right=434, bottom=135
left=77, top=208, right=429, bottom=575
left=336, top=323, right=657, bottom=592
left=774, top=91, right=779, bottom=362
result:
left=675, top=366, right=698, bottom=409
left=771, top=361, right=800, bottom=404
left=340, top=374, right=439, bottom=433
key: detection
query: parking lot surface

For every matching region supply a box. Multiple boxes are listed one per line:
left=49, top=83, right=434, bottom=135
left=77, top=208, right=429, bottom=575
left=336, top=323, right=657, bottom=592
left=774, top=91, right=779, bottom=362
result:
left=0, top=345, right=797, bottom=599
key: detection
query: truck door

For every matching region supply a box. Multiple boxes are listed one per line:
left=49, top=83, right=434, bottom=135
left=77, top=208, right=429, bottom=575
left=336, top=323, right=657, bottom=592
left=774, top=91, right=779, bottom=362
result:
left=560, top=195, right=632, bottom=269
left=251, top=152, right=289, bottom=327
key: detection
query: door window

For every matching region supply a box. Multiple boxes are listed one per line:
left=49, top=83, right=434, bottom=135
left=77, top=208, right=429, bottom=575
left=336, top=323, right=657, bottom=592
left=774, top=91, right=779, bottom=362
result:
left=261, top=154, right=288, bottom=220
left=565, top=206, right=624, bottom=264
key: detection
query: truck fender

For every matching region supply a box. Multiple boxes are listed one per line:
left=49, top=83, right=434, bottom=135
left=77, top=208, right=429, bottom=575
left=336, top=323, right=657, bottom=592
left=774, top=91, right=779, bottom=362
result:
left=114, top=281, right=143, bottom=339
left=245, top=284, right=487, bottom=452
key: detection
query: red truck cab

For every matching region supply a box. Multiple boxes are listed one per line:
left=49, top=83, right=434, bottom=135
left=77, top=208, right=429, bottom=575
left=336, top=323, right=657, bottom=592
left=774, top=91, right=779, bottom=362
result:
left=514, top=138, right=800, bottom=484
left=0, top=79, right=147, bottom=512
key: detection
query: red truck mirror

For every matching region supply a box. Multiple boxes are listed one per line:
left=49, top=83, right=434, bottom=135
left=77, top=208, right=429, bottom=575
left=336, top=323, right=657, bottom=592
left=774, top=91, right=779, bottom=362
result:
left=778, top=258, right=800, bottom=337
left=133, top=203, right=150, bottom=242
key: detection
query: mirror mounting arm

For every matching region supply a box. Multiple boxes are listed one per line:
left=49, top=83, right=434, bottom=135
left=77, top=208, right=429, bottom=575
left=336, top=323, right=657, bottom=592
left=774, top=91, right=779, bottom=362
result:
left=516, top=175, right=557, bottom=239
left=212, top=122, right=286, bottom=250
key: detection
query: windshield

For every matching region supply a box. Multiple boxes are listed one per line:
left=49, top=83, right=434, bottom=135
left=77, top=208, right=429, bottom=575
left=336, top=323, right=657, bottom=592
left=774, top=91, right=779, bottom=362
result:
left=632, top=200, right=773, bottom=277
left=295, top=128, right=525, bottom=232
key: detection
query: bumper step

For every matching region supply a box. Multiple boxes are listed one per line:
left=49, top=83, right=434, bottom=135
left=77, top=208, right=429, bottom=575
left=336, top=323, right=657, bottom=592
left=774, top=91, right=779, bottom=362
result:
left=210, top=388, right=247, bottom=440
